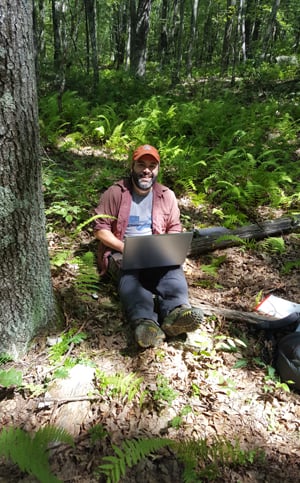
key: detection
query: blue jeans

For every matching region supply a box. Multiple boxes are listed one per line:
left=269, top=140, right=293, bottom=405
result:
left=118, top=266, right=190, bottom=324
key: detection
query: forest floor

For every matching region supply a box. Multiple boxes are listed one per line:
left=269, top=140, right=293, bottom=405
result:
left=1, top=201, right=300, bottom=482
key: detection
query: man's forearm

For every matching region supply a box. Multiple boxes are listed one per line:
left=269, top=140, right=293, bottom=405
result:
left=94, top=229, right=124, bottom=253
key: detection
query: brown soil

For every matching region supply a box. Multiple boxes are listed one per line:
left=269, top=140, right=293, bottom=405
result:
left=1, top=224, right=300, bottom=482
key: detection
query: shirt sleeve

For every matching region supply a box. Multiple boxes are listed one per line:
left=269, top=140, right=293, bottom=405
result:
left=166, top=190, right=182, bottom=232
left=93, top=186, right=118, bottom=232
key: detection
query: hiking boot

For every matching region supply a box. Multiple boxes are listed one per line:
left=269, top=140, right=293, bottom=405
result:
left=161, top=305, right=204, bottom=337
left=134, top=319, right=166, bottom=348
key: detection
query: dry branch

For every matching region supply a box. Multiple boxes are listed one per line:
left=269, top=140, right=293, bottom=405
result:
left=189, top=297, right=300, bottom=330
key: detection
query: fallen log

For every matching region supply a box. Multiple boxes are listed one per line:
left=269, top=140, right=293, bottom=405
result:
left=188, top=215, right=300, bottom=257
left=189, top=297, right=300, bottom=330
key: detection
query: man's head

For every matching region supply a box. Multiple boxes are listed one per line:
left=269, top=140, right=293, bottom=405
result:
left=131, top=144, right=160, bottom=193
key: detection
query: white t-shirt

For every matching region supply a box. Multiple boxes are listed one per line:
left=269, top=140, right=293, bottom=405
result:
left=125, top=191, right=153, bottom=237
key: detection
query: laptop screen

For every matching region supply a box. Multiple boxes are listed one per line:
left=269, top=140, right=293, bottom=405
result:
left=121, top=232, right=193, bottom=270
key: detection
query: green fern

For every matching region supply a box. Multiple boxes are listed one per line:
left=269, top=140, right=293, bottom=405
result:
left=97, top=436, right=264, bottom=483
left=258, top=237, right=286, bottom=254
left=48, top=328, right=87, bottom=364
left=281, top=259, right=300, bottom=274
left=97, top=437, right=172, bottom=483
left=74, top=251, right=100, bottom=300
left=0, top=426, right=74, bottom=482
left=96, top=370, right=144, bottom=403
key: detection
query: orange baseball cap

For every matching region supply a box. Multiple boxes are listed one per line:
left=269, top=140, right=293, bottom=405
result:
left=132, top=144, right=160, bottom=163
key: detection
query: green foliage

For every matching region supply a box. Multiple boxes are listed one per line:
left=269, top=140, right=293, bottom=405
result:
left=73, top=251, right=100, bottom=301
left=263, top=365, right=292, bottom=393
left=258, top=237, right=286, bottom=254
left=95, top=369, right=145, bottom=403
left=39, top=91, right=90, bottom=145
left=0, top=354, right=13, bottom=365
left=152, top=374, right=178, bottom=406
left=89, top=423, right=108, bottom=444
left=97, top=435, right=265, bottom=483
left=97, top=437, right=171, bottom=483
left=0, top=368, right=22, bottom=387
left=0, top=426, right=73, bottom=482
left=201, top=255, right=227, bottom=277
left=41, top=71, right=300, bottom=231
left=281, top=259, right=300, bottom=274
left=176, top=437, right=264, bottom=482
left=45, top=200, right=82, bottom=225
left=48, top=328, right=87, bottom=365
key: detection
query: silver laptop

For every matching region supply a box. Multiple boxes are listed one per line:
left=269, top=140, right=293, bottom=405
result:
left=121, top=232, right=193, bottom=270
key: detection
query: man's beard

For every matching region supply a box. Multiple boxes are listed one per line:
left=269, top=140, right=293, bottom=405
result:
left=132, top=171, right=157, bottom=191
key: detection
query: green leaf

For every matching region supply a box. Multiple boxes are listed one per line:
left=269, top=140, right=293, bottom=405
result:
left=0, top=368, right=22, bottom=387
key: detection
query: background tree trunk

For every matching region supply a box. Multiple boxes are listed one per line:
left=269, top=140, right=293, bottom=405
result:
left=262, top=0, right=281, bottom=58
left=0, top=0, right=59, bottom=358
left=187, top=0, right=200, bottom=77
left=84, top=0, right=99, bottom=91
left=51, top=0, right=67, bottom=109
left=130, top=0, right=153, bottom=78
left=222, top=0, right=237, bottom=73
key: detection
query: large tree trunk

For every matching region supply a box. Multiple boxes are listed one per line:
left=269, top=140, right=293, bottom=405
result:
left=0, top=0, right=59, bottom=358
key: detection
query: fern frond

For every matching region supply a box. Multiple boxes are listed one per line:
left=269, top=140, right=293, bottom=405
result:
left=0, top=426, right=73, bottom=482
left=98, top=437, right=172, bottom=483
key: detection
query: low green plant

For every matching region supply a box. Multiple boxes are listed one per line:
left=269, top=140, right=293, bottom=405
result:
left=97, top=437, right=171, bottom=483
left=170, top=405, right=193, bottom=429
left=45, top=200, right=83, bottom=225
left=0, top=368, right=22, bottom=387
left=0, top=354, right=13, bottom=365
left=73, top=251, right=100, bottom=301
left=89, top=423, right=108, bottom=443
left=97, top=435, right=265, bottom=483
left=281, top=259, right=300, bottom=274
left=152, top=374, right=178, bottom=407
left=263, top=365, right=291, bottom=393
left=95, top=369, right=145, bottom=404
left=0, top=425, right=73, bottom=482
left=48, top=328, right=87, bottom=366
left=49, top=249, right=72, bottom=268
left=201, top=255, right=227, bottom=277
left=258, top=237, right=286, bottom=254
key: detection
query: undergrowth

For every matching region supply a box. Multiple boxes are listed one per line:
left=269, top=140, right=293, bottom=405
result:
left=40, top=73, right=300, bottom=232
left=97, top=435, right=265, bottom=483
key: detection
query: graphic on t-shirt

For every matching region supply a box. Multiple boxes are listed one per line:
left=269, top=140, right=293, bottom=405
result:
left=128, top=214, right=152, bottom=232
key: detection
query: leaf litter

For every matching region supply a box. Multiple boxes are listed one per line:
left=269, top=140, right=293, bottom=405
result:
left=0, top=222, right=300, bottom=482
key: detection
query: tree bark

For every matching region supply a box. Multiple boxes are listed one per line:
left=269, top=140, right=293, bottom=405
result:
left=130, top=0, right=153, bottom=78
left=188, top=298, right=300, bottom=330
left=188, top=216, right=300, bottom=257
left=0, top=0, right=59, bottom=358
left=221, top=0, right=237, bottom=73
left=262, top=0, right=281, bottom=57
left=187, top=0, right=200, bottom=77
left=84, top=0, right=99, bottom=91
left=51, top=0, right=67, bottom=109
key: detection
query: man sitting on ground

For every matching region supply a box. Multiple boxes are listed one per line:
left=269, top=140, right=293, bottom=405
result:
left=93, top=144, right=203, bottom=348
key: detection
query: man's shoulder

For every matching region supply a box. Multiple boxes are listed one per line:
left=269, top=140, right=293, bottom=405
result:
left=106, top=177, right=132, bottom=193
left=153, top=182, right=175, bottom=196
